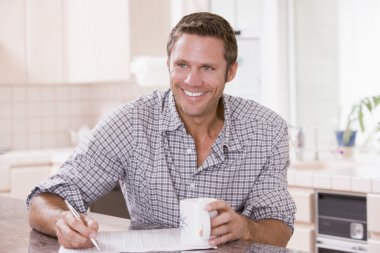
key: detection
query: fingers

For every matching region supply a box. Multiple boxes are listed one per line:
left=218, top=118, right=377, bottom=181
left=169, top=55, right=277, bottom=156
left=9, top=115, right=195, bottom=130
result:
left=83, top=215, right=99, bottom=238
left=56, top=211, right=99, bottom=249
left=211, top=211, right=231, bottom=227
left=56, top=223, right=93, bottom=249
left=210, top=223, right=230, bottom=237
left=209, top=232, right=234, bottom=246
left=206, top=200, right=230, bottom=213
left=206, top=201, right=248, bottom=246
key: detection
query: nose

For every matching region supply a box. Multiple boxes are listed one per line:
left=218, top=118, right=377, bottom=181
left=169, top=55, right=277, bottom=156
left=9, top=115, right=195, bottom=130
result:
left=184, top=69, right=203, bottom=86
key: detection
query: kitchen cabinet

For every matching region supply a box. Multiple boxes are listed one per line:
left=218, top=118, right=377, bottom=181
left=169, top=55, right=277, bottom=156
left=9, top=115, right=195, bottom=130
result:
left=0, top=0, right=27, bottom=83
left=368, top=238, right=380, bottom=253
left=26, top=0, right=63, bottom=83
left=367, top=193, right=380, bottom=252
left=289, top=187, right=314, bottom=223
left=64, top=0, right=130, bottom=83
left=287, top=224, right=315, bottom=253
left=0, top=0, right=130, bottom=84
left=288, top=186, right=316, bottom=252
left=367, top=194, right=380, bottom=233
left=0, top=148, right=72, bottom=199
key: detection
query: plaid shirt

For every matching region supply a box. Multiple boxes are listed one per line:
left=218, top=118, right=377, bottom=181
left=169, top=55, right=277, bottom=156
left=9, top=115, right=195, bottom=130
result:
left=27, top=90, right=296, bottom=230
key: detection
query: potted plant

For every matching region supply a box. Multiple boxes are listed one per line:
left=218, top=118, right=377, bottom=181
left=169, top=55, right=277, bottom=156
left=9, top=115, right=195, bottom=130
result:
left=337, top=95, right=380, bottom=147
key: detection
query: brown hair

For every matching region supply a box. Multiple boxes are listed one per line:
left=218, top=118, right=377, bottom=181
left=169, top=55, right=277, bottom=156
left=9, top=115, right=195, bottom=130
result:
left=167, top=12, right=238, bottom=70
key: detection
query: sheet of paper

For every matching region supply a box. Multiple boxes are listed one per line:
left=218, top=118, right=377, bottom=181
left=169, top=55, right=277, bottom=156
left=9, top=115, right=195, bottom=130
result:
left=59, top=228, right=216, bottom=253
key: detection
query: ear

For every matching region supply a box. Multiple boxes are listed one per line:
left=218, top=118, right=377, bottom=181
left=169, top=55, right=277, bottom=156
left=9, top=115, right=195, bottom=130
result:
left=226, top=62, right=238, bottom=82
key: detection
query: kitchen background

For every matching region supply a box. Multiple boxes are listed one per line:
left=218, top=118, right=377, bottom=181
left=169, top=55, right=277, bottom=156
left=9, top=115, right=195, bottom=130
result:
left=1, top=0, right=380, bottom=252
left=0, top=0, right=379, bottom=152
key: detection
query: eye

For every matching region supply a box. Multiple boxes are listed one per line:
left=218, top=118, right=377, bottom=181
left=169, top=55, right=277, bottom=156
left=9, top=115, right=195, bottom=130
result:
left=201, top=65, right=215, bottom=71
left=177, top=63, right=188, bottom=69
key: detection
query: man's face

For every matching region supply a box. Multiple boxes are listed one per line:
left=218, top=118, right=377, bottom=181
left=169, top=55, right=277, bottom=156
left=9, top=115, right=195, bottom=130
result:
left=167, top=34, right=237, bottom=121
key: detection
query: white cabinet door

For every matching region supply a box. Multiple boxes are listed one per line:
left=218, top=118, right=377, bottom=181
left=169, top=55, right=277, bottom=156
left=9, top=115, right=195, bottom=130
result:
left=288, top=187, right=315, bottom=223
left=64, top=0, right=130, bottom=83
left=26, top=0, right=64, bottom=83
left=0, top=0, right=27, bottom=83
left=1, top=0, right=130, bottom=84
left=287, top=224, right=315, bottom=253
left=367, top=194, right=380, bottom=233
left=368, top=239, right=380, bottom=253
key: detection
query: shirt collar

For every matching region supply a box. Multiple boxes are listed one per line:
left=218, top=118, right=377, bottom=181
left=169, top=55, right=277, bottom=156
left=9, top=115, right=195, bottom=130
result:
left=159, top=90, right=257, bottom=151
left=159, top=90, right=184, bottom=133
left=221, top=94, right=258, bottom=152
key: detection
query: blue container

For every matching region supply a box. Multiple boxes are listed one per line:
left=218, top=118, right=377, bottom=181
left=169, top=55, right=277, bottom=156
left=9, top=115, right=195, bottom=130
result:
left=335, top=130, right=357, bottom=147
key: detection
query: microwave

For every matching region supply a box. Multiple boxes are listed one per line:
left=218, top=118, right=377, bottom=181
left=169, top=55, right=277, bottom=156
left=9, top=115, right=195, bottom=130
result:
left=316, top=191, right=367, bottom=253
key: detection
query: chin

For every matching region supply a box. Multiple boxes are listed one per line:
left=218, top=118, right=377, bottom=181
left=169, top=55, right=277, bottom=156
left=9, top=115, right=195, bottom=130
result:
left=179, top=105, right=204, bottom=118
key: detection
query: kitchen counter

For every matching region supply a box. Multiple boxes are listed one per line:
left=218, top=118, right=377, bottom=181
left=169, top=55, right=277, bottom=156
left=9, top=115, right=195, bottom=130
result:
left=0, top=196, right=296, bottom=253
left=288, top=159, right=380, bottom=193
left=0, top=147, right=74, bottom=167
left=0, top=148, right=74, bottom=195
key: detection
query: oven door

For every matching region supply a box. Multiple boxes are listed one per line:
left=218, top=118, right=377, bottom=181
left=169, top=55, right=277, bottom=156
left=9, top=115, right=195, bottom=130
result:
left=316, top=237, right=368, bottom=253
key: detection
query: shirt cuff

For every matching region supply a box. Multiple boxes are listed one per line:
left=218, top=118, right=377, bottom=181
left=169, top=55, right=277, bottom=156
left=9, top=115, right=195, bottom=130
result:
left=26, top=176, right=87, bottom=213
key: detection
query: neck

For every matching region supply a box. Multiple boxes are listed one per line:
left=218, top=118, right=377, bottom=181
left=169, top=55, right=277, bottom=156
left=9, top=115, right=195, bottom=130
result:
left=181, top=99, right=225, bottom=140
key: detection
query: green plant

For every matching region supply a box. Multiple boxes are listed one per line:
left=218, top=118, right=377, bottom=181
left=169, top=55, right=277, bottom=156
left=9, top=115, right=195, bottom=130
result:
left=343, top=95, right=380, bottom=144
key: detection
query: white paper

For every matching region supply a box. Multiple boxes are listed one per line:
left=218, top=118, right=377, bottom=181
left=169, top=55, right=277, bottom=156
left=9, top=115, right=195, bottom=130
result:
left=59, top=228, right=216, bottom=253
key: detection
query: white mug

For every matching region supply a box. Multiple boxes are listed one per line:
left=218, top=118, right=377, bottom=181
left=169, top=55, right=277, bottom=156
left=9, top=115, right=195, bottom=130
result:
left=180, top=198, right=218, bottom=247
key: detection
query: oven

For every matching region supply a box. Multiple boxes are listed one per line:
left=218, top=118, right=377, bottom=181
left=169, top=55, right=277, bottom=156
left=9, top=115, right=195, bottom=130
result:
left=316, top=191, right=367, bottom=253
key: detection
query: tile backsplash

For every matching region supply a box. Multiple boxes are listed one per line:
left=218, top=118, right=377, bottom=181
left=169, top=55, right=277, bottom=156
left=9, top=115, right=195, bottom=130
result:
left=0, top=82, right=166, bottom=150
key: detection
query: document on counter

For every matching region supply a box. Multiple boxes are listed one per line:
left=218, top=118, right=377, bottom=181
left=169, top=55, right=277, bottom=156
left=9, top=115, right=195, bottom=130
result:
left=59, top=228, right=216, bottom=253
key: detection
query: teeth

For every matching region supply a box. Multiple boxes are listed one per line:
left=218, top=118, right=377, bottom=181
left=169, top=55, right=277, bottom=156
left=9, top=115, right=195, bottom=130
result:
left=184, top=90, right=203, bottom=97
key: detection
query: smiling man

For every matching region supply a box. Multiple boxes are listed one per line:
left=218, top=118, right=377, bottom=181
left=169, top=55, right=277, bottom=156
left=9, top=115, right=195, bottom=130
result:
left=27, top=12, right=296, bottom=249
left=168, top=33, right=235, bottom=168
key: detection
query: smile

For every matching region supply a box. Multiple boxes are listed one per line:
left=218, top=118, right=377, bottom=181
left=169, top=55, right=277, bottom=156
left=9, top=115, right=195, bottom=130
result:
left=183, top=90, right=204, bottom=97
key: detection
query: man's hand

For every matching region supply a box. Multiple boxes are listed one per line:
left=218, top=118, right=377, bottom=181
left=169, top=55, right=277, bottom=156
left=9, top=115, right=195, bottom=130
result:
left=206, top=200, right=251, bottom=246
left=206, top=200, right=291, bottom=247
left=56, top=211, right=99, bottom=249
left=28, top=193, right=100, bottom=249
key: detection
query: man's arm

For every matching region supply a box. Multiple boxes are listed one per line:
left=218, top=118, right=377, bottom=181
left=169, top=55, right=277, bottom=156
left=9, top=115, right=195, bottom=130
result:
left=28, top=192, right=67, bottom=236
left=207, top=200, right=292, bottom=247
left=241, top=218, right=292, bottom=247
left=28, top=192, right=99, bottom=249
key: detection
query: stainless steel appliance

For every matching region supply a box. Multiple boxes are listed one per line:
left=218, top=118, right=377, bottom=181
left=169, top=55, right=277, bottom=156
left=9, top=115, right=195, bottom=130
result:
left=316, top=191, right=367, bottom=253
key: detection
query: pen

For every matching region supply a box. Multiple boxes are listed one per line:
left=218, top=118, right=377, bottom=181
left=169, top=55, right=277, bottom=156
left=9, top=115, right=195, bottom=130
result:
left=64, top=200, right=101, bottom=251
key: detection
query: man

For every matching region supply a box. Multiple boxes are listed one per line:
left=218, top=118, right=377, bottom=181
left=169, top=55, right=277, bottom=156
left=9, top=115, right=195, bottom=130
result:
left=27, top=12, right=296, bottom=249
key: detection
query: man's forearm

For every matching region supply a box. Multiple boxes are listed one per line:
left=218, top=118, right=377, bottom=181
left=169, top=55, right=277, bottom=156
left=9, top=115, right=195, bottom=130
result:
left=28, top=192, right=68, bottom=237
left=242, top=217, right=292, bottom=247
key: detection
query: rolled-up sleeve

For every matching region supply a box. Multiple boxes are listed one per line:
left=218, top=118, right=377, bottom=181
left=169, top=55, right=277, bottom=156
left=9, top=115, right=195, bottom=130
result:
left=26, top=106, right=132, bottom=213
left=242, top=121, right=296, bottom=231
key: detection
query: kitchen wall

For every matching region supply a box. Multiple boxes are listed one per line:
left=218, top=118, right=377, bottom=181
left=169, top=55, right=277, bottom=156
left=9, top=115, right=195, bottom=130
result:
left=0, top=82, right=165, bottom=150
left=0, top=0, right=171, bottom=151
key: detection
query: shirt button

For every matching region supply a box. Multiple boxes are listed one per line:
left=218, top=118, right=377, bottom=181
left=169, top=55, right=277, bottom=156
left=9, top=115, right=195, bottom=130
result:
left=186, top=148, right=192, bottom=154
left=189, top=183, right=195, bottom=189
